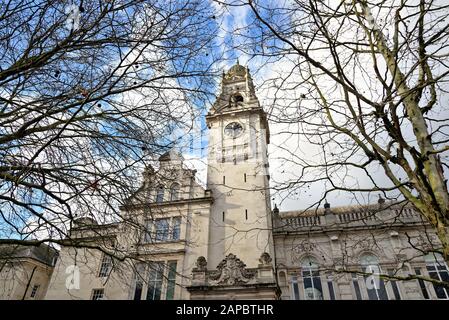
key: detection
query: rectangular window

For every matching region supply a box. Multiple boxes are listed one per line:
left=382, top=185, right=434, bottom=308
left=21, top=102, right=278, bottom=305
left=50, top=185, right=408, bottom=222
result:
left=222, top=211, right=225, bottom=222
left=166, top=261, right=177, bottom=300
left=244, top=173, right=247, bottom=182
left=146, top=262, right=164, bottom=300
left=144, top=221, right=153, bottom=243
left=415, top=268, right=430, bottom=299
left=171, top=217, right=181, bottom=241
left=352, top=274, right=362, bottom=300
left=223, top=176, right=226, bottom=184
left=427, top=263, right=449, bottom=299
left=91, top=289, right=104, bottom=300
left=98, top=255, right=113, bottom=277
left=155, top=218, right=170, bottom=242
left=133, top=263, right=145, bottom=300
left=327, top=277, right=336, bottom=300
left=291, top=276, right=300, bottom=300
left=30, top=285, right=39, bottom=298
left=245, top=209, right=248, bottom=220
left=155, top=187, right=164, bottom=203
left=302, top=269, right=323, bottom=300
left=387, top=269, right=401, bottom=300
left=133, top=281, right=143, bottom=300
left=363, top=265, right=388, bottom=300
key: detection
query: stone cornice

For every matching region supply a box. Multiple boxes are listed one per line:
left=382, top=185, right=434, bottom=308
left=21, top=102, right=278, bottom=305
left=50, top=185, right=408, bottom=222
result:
left=120, top=196, right=214, bottom=211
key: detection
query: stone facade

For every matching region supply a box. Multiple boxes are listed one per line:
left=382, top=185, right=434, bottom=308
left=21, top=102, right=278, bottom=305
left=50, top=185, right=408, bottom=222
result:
left=0, top=243, right=58, bottom=300
left=2, top=63, right=447, bottom=300
left=273, top=202, right=444, bottom=300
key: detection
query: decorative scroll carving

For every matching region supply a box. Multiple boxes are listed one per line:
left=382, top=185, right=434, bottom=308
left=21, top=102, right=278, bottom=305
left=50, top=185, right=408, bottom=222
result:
left=209, top=253, right=256, bottom=285
left=291, top=240, right=317, bottom=263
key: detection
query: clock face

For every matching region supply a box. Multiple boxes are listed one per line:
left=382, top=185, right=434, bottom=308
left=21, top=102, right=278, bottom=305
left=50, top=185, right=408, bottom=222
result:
left=224, top=122, right=243, bottom=137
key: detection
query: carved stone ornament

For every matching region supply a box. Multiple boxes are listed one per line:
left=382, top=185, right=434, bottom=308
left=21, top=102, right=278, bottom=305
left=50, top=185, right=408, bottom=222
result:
left=209, top=253, right=256, bottom=285
left=291, top=241, right=317, bottom=263
left=357, top=238, right=375, bottom=251
left=259, top=252, right=272, bottom=265
left=195, top=256, right=207, bottom=271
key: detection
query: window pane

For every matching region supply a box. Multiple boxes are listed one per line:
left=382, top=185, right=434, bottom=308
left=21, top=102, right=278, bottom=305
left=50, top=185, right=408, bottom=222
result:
left=327, top=280, right=336, bottom=300
left=291, top=276, right=300, bottom=300
left=30, top=285, right=39, bottom=298
left=432, top=282, right=448, bottom=299
left=155, top=186, right=164, bottom=203
left=425, top=254, right=449, bottom=299
left=302, top=271, right=322, bottom=300
left=302, top=269, right=312, bottom=278
left=440, top=271, right=449, bottom=299
left=91, top=289, right=104, bottom=300
left=301, top=257, right=322, bottom=300
left=134, top=263, right=145, bottom=300
left=415, top=268, right=430, bottom=299
left=170, top=184, right=180, bottom=201
left=360, top=255, right=388, bottom=300
left=360, top=254, right=379, bottom=266
left=352, top=275, right=362, bottom=300
left=429, top=270, right=448, bottom=299
left=166, top=261, right=177, bottom=300
left=172, top=217, right=181, bottom=240
left=363, top=276, right=388, bottom=300
left=98, top=255, right=113, bottom=277
left=147, top=262, right=164, bottom=300
left=155, top=219, right=170, bottom=242
left=144, top=221, right=153, bottom=243
left=388, top=269, right=401, bottom=300
left=133, top=281, right=143, bottom=300
left=378, top=280, right=389, bottom=300
left=303, top=277, right=312, bottom=291
left=312, top=276, right=323, bottom=300
left=440, top=270, right=449, bottom=283
left=365, top=283, right=379, bottom=300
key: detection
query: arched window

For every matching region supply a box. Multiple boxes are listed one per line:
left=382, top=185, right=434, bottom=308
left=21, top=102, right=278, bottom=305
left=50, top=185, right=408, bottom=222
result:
left=230, top=93, right=244, bottom=107
left=301, top=257, right=323, bottom=300
left=155, top=186, right=164, bottom=203
left=170, top=183, right=180, bottom=201
left=360, top=253, right=388, bottom=300
left=425, top=253, right=449, bottom=299
left=233, top=93, right=243, bottom=103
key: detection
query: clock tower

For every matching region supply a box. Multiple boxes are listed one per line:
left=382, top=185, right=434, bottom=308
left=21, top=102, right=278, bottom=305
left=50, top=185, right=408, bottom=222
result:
left=205, top=61, right=274, bottom=269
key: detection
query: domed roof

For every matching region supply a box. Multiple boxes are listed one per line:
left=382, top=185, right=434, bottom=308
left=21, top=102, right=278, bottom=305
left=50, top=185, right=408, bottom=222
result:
left=225, top=60, right=246, bottom=78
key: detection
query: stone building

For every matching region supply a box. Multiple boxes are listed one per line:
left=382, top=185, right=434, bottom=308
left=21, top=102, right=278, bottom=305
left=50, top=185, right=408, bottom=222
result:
left=0, top=243, right=58, bottom=300
left=4, top=62, right=448, bottom=300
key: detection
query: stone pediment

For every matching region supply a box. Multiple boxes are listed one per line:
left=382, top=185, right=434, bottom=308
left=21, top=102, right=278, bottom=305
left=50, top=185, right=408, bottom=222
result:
left=209, top=253, right=256, bottom=285
left=188, top=253, right=278, bottom=299
left=189, top=253, right=279, bottom=289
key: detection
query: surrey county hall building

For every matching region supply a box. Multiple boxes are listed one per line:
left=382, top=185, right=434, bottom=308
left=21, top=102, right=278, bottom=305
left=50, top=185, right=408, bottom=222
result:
left=1, top=63, right=448, bottom=300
